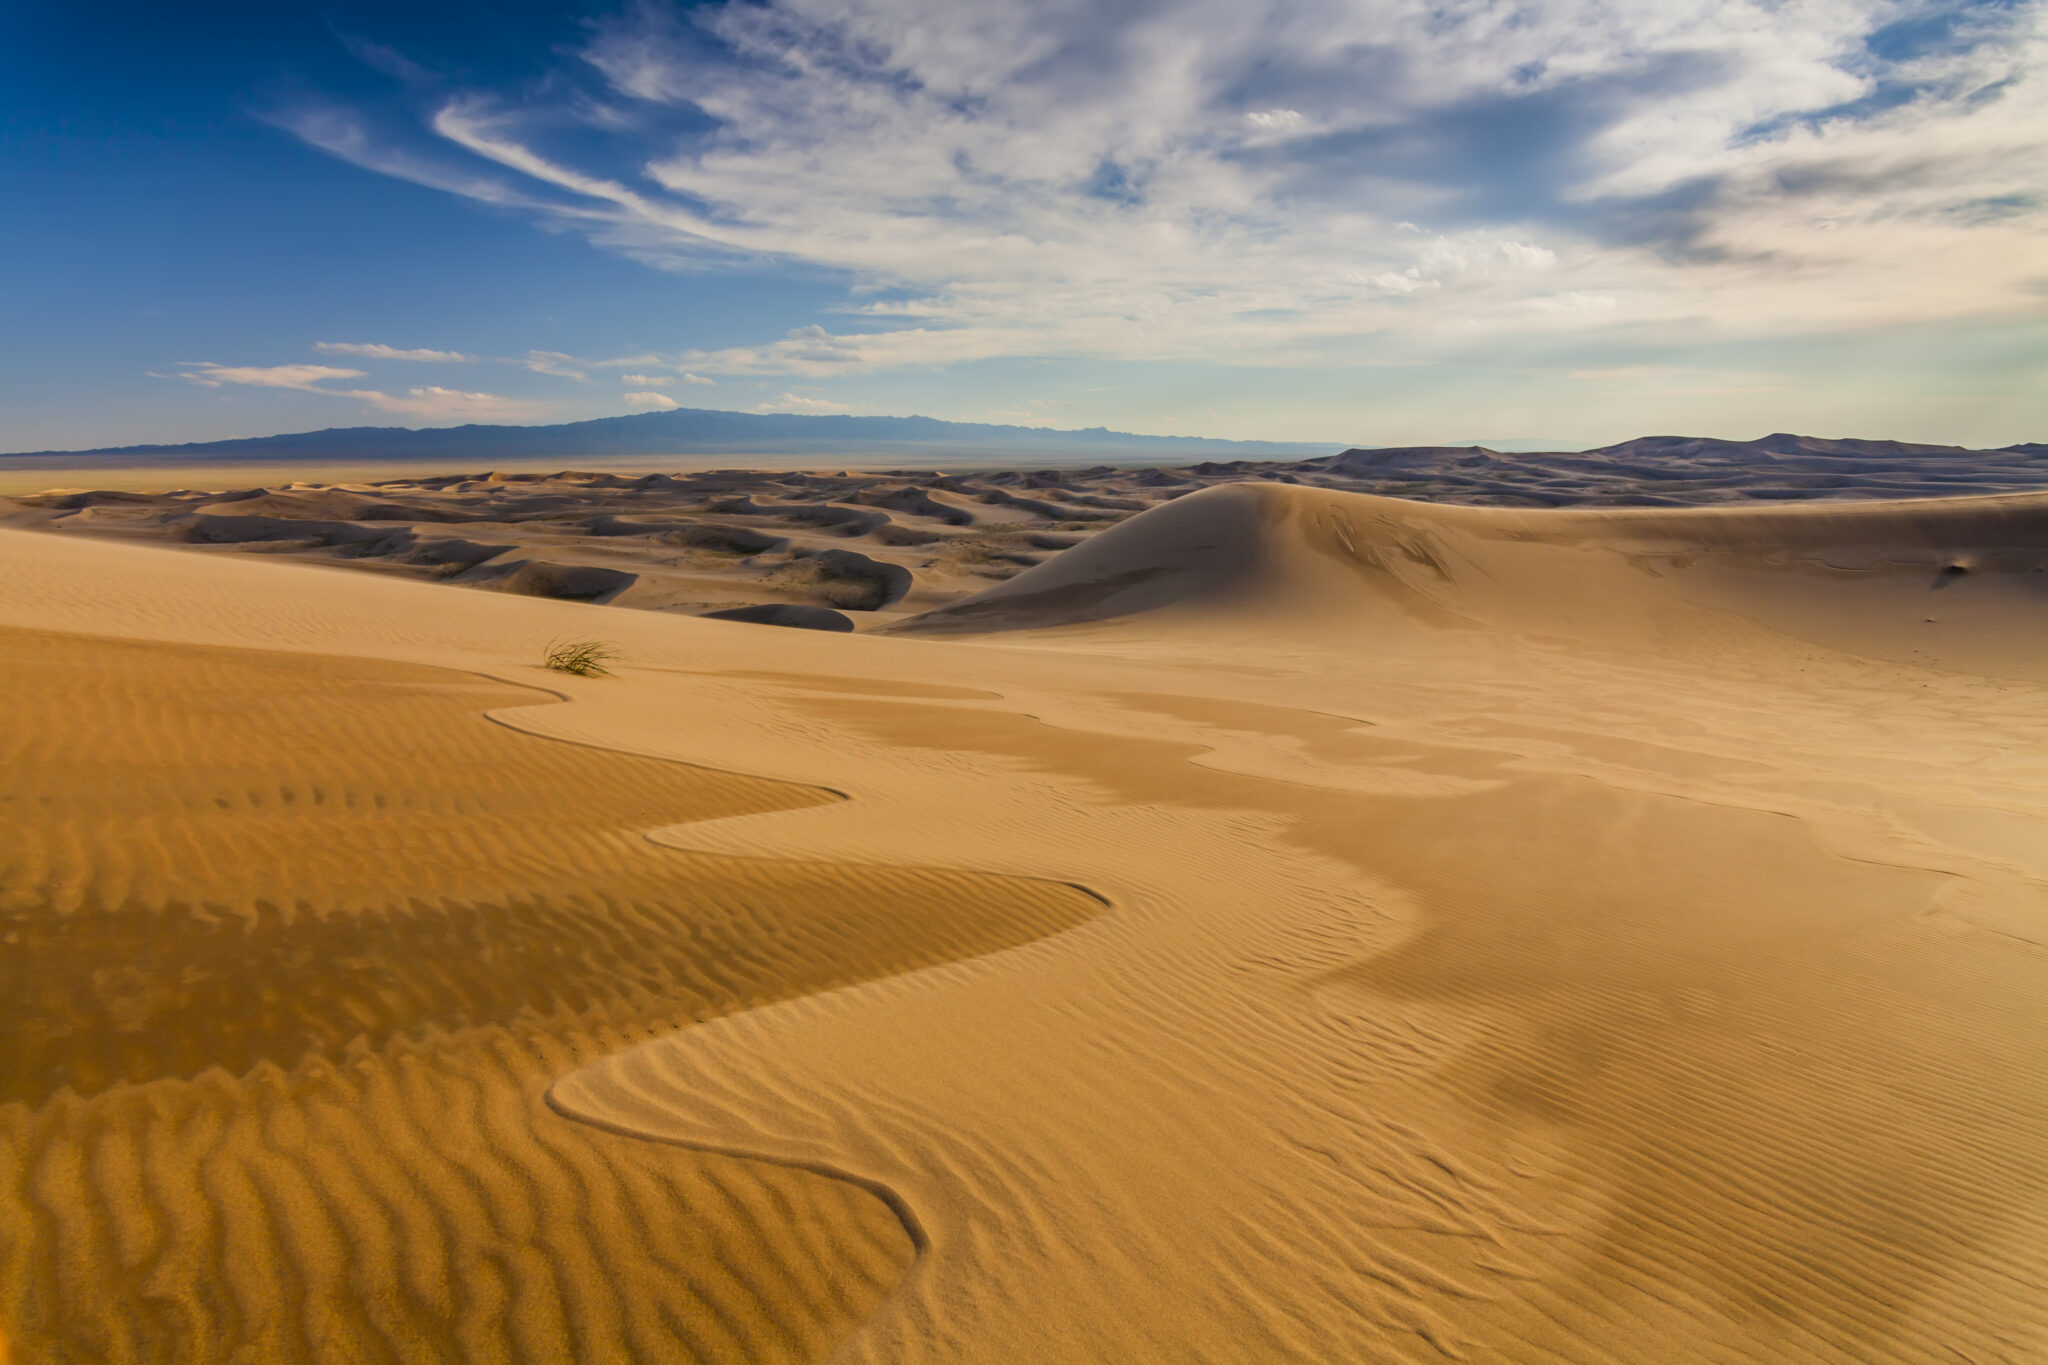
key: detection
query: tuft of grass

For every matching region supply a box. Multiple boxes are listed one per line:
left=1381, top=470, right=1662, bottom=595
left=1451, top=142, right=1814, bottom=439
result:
left=543, top=639, right=618, bottom=677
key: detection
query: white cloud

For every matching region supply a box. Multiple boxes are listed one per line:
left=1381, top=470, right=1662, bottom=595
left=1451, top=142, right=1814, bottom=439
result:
left=1367, top=271, right=1438, bottom=296
left=621, top=373, right=674, bottom=387
left=178, top=363, right=365, bottom=390
left=313, top=341, right=476, bottom=362
left=519, top=350, right=588, bottom=381
left=284, top=0, right=2048, bottom=376
left=170, top=360, right=540, bottom=421
left=1244, top=109, right=1304, bottom=132
left=679, top=371, right=716, bottom=386
left=754, top=392, right=853, bottom=414
left=344, top=386, right=539, bottom=419
left=622, top=391, right=681, bottom=409
left=1572, top=365, right=1663, bottom=382
left=1530, top=291, right=1620, bottom=314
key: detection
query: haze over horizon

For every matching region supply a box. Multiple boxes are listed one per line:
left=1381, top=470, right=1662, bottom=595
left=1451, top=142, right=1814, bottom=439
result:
left=6, top=0, right=2045, bottom=454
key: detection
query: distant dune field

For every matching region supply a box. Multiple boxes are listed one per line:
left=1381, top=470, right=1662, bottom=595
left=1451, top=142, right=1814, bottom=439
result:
left=9, top=434, right=2048, bottom=637
left=3, top=477, right=2046, bottom=1362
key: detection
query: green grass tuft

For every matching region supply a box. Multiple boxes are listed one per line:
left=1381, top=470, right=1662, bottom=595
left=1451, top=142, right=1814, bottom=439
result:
left=542, top=639, right=619, bottom=677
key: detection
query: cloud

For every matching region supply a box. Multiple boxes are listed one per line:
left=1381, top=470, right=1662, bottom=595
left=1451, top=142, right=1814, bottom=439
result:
left=1245, top=109, right=1305, bottom=133
left=170, top=360, right=540, bottom=421
left=754, top=392, right=852, bottom=414
left=345, top=386, right=539, bottom=419
left=519, top=350, right=588, bottom=381
left=622, top=391, right=681, bottom=410
left=1572, top=365, right=1664, bottom=382
left=620, top=373, right=673, bottom=387
left=313, top=342, right=476, bottom=362
left=679, top=372, right=716, bottom=386
left=280, top=0, right=2048, bottom=374
left=178, top=363, right=364, bottom=390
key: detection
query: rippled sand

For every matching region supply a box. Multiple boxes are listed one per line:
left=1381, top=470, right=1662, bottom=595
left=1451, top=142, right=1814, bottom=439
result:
left=5, top=481, right=2047, bottom=1362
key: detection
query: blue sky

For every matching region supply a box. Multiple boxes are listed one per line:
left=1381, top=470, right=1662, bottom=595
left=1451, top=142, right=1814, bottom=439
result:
left=4, top=0, right=2044, bottom=452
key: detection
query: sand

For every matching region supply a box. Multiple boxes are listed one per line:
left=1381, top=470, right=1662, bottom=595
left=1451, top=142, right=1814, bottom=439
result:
left=10, top=436, right=2048, bottom=635
left=3, top=479, right=2047, bottom=1362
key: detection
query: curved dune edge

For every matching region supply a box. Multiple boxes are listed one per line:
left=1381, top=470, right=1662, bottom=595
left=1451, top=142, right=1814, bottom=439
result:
left=539, top=689, right=2048, bottom=1364
left=0, top=607, right=1106, bottom=1361
left=540, top=695, right=2048, bottom=1365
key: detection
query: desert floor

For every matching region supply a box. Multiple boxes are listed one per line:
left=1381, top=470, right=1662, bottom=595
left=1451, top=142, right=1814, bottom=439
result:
left=3, top=480, right=2046, bottom=1363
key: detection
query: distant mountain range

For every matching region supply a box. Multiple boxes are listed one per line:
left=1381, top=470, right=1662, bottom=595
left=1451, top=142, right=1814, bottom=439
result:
left=4, top=407, right=1337, bottom=463
left=6, top=412, right=2039, bottom=493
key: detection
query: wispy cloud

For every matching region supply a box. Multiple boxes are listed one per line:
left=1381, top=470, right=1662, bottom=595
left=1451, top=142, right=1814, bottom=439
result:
left=171, top=361, right=541, bottom=420
left=622, top=391, right=680, bottom=410
left=313, top=341, right=476, bottom=362
left=620, top=373, right=673, bottom=387
left=518, top=349, right=588, bottom=381
left=358, top=386, right=539, bottom=419
left=179, top=362, right=364, bottom=389
left=754, top=392, right=852, bottom=414
left=276, top=0, right=2048, bottom=377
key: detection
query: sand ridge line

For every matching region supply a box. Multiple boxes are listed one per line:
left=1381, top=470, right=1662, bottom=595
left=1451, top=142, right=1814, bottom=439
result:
left=0, top=623, right=1113, bottom=1364
left=471, top=669, right=1131, bottom=915
left=470, top=672, right=859, bottom=803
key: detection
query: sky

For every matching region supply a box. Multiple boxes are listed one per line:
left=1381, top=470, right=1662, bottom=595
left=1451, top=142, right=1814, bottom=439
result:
left=3, top=0, right=2044, bottom=452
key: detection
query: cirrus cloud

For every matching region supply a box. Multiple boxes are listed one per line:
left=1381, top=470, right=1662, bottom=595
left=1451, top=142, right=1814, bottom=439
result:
left=753, top=392, right=852, bottom=414
left=169, top=360, right=542, bottom=420
left=179, top=362, right=365, bottom=389
left=312, top=341, right=476, bottom=362
left=275, top=0, right=2048, bottom=378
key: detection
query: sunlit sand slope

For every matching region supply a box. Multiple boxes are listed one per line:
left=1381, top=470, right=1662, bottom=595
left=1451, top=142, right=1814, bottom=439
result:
left=898, top=481, right=2048, bottom=677
left=556, top=485, right=2048, bottom=1362
left=0, top=623, right=1096, bottom=1363
left=4, top=484, right=2047, bottom=1364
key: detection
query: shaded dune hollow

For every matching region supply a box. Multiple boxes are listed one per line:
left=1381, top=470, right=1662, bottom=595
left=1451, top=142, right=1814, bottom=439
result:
left=0, top=627, right=1100, bottom=1364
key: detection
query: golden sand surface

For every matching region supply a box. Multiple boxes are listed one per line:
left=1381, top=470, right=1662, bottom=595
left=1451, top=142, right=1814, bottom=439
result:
left=0, top=628, right=1094, bottom=1361
left=4, top=480, right=2048, bottom=1362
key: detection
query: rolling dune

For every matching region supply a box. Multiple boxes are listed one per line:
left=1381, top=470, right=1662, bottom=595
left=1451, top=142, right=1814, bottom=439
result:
left=0, top=623, right=1098, bottom=1362
left=5, top=474, right=2048, bottom=1363
left=898, top=481, right=2048, bottom=676
left=559, top=485, right=2048, bottom=1361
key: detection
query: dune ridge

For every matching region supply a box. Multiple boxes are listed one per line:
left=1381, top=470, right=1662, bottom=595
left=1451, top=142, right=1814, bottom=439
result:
left=896, top=481, right=2048, bottom=678
left=12, top=443, right=2048, bottom=636
left=0, top=619, right=1100, bottom=1362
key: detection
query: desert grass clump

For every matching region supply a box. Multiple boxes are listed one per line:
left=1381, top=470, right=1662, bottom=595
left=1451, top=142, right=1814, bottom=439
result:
left=543, top=639, right=618, bottom=677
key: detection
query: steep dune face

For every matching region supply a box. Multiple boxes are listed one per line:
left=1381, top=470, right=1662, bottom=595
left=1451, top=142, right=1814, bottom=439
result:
left=897, top=482, right=2048, bottom=676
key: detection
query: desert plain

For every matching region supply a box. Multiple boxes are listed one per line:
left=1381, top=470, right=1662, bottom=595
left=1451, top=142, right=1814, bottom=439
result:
left=4, top=447, right=2048, bottom=1363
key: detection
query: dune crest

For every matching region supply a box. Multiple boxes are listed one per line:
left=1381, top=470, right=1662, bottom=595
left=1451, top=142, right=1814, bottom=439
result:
left=898, top=481, right=2048, bottom=675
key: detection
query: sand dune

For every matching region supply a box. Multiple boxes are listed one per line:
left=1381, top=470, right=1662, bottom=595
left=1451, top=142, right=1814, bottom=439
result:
left=0, top=615, right=1096, bottom=1362
left=5, top=473, right=2048, bottom=1362
left=11, top=438, right=2048, bottom=636
left=897, top=482, right=2048, bottom=681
